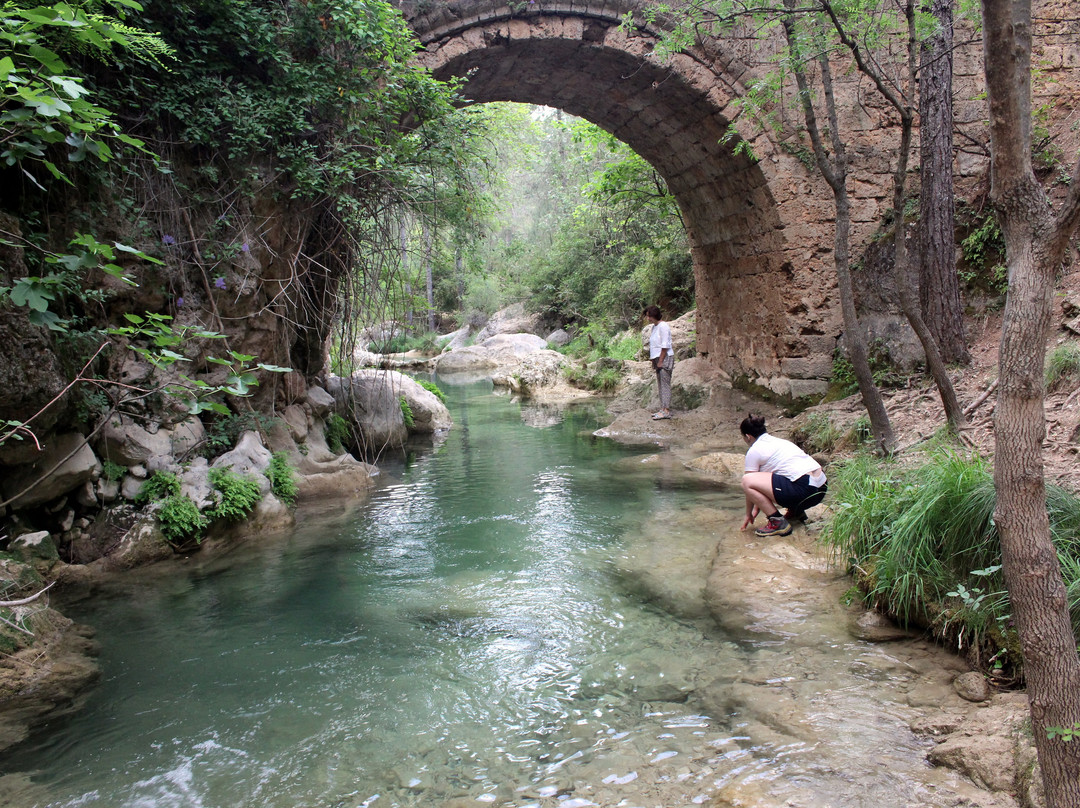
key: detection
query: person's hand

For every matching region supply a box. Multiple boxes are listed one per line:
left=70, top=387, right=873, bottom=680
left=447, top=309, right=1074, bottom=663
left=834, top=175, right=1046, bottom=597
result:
left=742, top=507, right=758, bottom=529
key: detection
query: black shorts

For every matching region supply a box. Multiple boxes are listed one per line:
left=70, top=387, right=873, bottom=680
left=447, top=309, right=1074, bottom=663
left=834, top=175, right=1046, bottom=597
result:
left=771, top=473, right=827, bottom=510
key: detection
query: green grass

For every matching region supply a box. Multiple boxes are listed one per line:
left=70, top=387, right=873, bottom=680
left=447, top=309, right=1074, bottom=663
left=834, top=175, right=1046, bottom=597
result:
left=820, top=447, right=1080, bottom=679
left=1046, top=340, right=1080, bottom=391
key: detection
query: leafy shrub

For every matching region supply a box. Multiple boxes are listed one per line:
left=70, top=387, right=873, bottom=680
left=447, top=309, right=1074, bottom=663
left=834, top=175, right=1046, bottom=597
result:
left=157, top=495, right=208, bottom=545
left=959, top=214, right=1008, bottom=295
left=134, top=471, right=181, bottom=505
left=820, top=448, right=1080, bottom=678
left=826, top=340, right=904, bottom=400
left=590, top=367, right=622, bottom=392
left=267, top=452, right=298, bottom=507
left=1046, top=340, right=1080, bottom=390
left=208, top=468, right=262, bottom=522
left=400, top=395, right=415, bottom=428
left=325, top=413, right=350, bottom=454
left=101, top=460, right=127, bottom=482
left=416, top=378, right=446, bottom=403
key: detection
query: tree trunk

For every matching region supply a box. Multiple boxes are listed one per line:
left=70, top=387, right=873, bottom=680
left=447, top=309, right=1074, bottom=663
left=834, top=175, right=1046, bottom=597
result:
left=423, top=223, right=435, bottom=333
left=918, top=0, right=969, bottom=364
left=782, top=4, right=896, bottom=453
left=981, top=0, right=1080, bottom=803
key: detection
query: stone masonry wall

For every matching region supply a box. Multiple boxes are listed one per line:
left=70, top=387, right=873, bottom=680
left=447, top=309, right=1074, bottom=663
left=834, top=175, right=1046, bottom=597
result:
left=401, top=0, right=1080, bottom=401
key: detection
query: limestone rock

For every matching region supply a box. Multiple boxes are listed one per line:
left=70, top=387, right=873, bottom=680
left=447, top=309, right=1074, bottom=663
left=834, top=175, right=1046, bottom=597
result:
left=211, top=432, right=273, bottom=495
left=326, top=372, right=408, bottom=453
left=96, top=416, right=172, bottom=466
left=9, top=531, right=58, bottom=563
left=306, top=386, right=334, bottom=417
left=169, top=418, right=206, bottom=458
left=434, top=345, right=500, bottom=374
left=500, top=350, right=569, bottom=391
left=179, top=457, right=216, bottom=510
left=282, top=404, right=309, bottom=442
left=1, top=433, right=99, bottom=509
left=545, top=328, right=571, bottom=347
left=926, top=693, right=1033, bottom=794
left=474, top=303, right=543, bottom=341
left=481, top=332, right=547, bottom=357
left=953, top=671, right=991, bottom=702
left=686, top=451, right=745, bottom=482
left=98, top=514, right=173, bottom=569
left=850, top=610, right=919, bottom=642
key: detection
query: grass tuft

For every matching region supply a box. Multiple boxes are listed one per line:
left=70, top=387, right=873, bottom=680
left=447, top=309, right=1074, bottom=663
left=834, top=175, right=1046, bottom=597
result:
left=820, top=447, right=1080, bottom=680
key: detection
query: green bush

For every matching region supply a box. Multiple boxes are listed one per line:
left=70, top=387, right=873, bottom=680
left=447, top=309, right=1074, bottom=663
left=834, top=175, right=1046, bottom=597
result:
left=208, top=468, right=262, bottom=522
left=101, top=460, right=127, bottom=482
left=157, top=494, right=209, bottom=545
left=134, top=471, right=181, bottom=505
left=959, top=214, right=1008, bottom=295
left=590, top=367, right=622, bottom=392
left=1046, top=340, right=1080, bottom=390
left=267, top=452, right=298, bottom=507
left=416, top=378, right=446, bottom=403
left=400, top=395, right=414, bottom=428
left=325, top=413, right=350, bottom=454
left=820, top=448, right=1080, bottom=677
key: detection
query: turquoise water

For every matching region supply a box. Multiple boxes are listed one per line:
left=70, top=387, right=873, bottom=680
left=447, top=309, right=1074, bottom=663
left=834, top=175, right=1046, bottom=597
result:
left=0, top=383, right=996, bottom=808
left=1, top=383, right=742, bottom=807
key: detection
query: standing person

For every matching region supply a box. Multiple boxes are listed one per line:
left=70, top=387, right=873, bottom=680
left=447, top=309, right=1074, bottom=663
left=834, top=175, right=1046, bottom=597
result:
left=739, top=413, right=827, bottom=537
left=644, top=305, right=673, bottom=420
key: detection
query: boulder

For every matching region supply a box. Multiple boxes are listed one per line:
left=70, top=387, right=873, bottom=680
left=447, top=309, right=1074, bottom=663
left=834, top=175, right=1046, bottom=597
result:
left=481, top=333, right=548, bottom=358
left=439, top=325, right=473, bottom=352
left=686, top=451, right=745, bottom=483
left=169, top=418, right=206, bottom=459
left=545, top=328, right=572, bottom=347
left=211, top=432, right=273, bottom=495
left=434, top=346, right=500, bottom=374
left=326, top=372, right=408, bottom=453
left=953, top=671, right=991, bottom=703
left=96, top=416, right=172, bottom=467
left=342, top=369, right=450, bottom=435
left=282, top=404, right=309, bottom=442
left=474, top=303, right=543, bottom=341
left=9, top=531, right=58, bottom=564
left=1, top=433, right=100, bottom=509
left=96, top=514, right=173, bottom=570
left=306, top=385, right=335, bottom=418
left=494, top=350, right=569, bottom=392
left=179, top=457, right=216, bottom=510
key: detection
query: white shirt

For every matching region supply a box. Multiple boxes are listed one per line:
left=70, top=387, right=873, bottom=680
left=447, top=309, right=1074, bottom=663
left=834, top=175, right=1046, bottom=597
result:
left=648, top=321, right=672, bottom=360
left=745, top=432, right=827, bottom=487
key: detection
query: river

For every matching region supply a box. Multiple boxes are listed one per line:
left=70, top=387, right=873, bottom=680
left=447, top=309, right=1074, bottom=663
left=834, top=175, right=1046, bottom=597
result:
left=0, top=381, right=1004, bottom=808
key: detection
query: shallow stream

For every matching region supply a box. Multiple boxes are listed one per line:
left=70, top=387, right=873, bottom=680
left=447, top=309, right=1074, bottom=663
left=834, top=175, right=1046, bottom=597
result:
left=0, top=382, right=997, bottom=808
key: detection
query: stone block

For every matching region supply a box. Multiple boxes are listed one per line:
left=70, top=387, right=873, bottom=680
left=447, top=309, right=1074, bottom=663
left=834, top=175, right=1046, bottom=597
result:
left=2, top=433, right=99, bottom=509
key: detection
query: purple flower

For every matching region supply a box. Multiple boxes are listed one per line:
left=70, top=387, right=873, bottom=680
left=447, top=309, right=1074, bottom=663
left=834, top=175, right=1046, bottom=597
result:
left=241, top=242, right=250, bottom=253
left=162, top=234, right=176, bottom=246
left=214, top=276, right=227, bottom=290
left=176, top=296, right=184, bottom=306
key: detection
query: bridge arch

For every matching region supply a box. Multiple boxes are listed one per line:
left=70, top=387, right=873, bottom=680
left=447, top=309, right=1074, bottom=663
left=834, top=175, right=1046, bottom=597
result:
left=404, top=0, right=842, bottom=399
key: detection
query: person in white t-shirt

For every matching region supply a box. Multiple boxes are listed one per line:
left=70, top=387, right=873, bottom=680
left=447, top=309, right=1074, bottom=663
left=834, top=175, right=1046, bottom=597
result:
left=739, top=413, right=827, bottom=537
left=644, top=305, right=673, bottom=420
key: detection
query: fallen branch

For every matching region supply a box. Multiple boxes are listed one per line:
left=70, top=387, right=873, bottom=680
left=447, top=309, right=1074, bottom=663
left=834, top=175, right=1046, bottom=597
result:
left=0, top=580, right=56, bottom=608
left=963, top=378, right=999, bottom=417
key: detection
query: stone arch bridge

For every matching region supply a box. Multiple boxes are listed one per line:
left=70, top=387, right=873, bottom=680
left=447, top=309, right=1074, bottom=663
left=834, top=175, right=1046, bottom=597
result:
left=399, top=0, right=948, bottom=400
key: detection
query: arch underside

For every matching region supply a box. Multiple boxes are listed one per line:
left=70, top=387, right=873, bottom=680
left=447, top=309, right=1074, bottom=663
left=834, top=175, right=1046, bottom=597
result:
left=415, top=11, right=836, bottom=398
